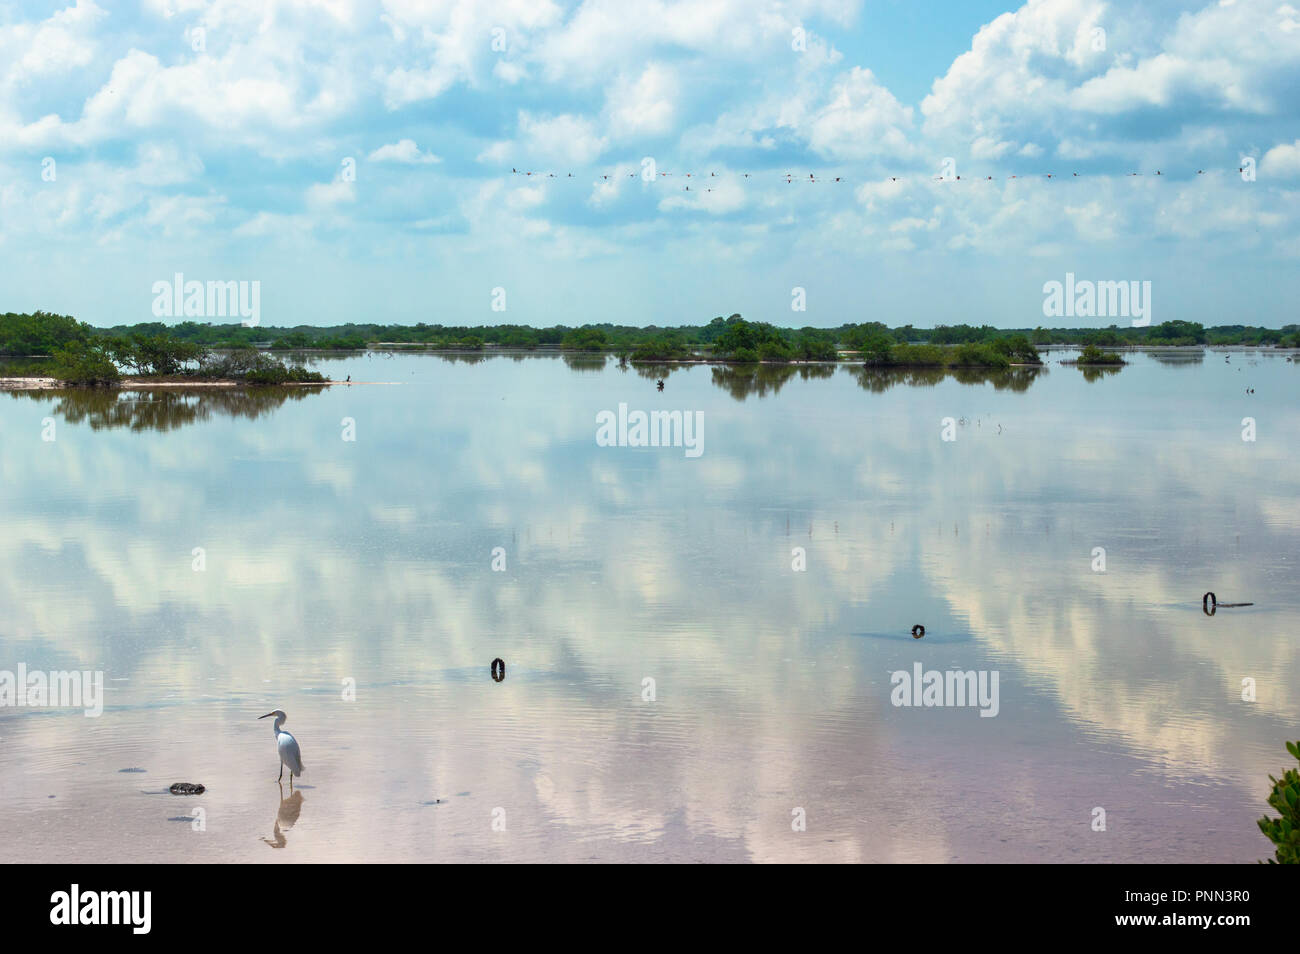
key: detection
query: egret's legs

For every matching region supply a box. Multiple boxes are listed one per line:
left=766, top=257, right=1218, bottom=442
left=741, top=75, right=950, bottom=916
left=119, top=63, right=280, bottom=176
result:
left=278, top=762, right=284, bottom=782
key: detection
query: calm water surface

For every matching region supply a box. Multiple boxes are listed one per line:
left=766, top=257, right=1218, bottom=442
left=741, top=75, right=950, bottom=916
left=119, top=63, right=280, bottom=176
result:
left=1, top=350, right=1296, bottom=862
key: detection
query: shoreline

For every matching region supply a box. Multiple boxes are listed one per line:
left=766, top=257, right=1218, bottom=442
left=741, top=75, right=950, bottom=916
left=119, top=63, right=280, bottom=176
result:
left=0, top=377, right=370, bottom=391
left=2, top=341, right=1291, bottom=391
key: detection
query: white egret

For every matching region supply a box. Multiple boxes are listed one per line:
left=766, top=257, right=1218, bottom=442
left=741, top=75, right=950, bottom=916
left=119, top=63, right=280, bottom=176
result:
left=259, top=710, right=305, bottom=785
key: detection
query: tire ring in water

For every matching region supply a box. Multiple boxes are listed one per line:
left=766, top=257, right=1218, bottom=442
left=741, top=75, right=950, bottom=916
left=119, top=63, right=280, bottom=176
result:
left=1203, top=592, right=1217, bottom=614
left=911, top=624, right=925, bottom=639
left=491, top=658, right=506, bottom=682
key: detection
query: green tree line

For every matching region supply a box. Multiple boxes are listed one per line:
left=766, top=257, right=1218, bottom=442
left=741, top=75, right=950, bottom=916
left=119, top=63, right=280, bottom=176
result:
left=3, top=310, right=1298, bottom=363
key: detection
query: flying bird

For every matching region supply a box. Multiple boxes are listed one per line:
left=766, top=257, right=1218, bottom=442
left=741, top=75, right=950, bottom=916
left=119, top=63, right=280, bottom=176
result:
left=259, top=710, right=305, bottom=786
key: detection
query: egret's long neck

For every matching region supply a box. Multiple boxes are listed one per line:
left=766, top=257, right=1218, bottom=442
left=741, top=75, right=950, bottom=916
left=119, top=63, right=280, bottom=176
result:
left=272, top=716, right=285, bottom=735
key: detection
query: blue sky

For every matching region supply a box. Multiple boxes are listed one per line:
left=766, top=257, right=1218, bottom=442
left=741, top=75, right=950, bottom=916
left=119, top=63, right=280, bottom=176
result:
left=1, top=0, right=1298, bottom=329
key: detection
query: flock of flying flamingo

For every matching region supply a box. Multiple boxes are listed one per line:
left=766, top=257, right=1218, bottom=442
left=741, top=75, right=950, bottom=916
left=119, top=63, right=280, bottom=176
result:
left=508, top=166, right=1239, bottom=191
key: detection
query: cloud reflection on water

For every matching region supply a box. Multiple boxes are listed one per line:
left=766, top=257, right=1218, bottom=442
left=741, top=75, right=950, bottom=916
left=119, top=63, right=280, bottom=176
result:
left=0, top=351, right=1295, bottom=861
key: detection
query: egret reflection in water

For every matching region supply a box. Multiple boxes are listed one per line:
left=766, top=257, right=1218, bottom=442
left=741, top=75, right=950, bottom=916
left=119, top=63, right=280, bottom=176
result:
left=262, top=789, right=304, bottom=849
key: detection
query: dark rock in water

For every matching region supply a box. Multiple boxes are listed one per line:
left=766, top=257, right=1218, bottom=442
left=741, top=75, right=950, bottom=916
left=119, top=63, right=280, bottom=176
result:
left=169, top=782, right=205, bottom=795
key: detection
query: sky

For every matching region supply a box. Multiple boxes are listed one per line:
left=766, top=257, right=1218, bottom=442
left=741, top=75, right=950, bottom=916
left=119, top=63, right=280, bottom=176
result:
left=0, top=0, right=1298, bottom=329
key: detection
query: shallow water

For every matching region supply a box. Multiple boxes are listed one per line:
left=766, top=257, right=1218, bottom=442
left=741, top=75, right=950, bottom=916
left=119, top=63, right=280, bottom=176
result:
left=0, top=350, right=1295, bottom=862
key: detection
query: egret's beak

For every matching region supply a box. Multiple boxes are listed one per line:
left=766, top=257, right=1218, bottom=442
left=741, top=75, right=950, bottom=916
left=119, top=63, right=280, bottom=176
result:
left=259, top=712, right=276, bottom=719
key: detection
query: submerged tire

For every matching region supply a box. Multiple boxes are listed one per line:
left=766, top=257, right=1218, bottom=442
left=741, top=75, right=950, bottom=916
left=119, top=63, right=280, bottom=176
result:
left=1203, top=592, right=1217, bottom=614
left=491, top=657, right=506, bottom=682
left=911, top=624, right=925, bottom=639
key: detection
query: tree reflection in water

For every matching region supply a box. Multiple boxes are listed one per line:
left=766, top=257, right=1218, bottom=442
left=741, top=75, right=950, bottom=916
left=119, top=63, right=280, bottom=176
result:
left=711, top=363, right=836, bottom=400
left=627, top=361, right=688, bottom=382
left=11, top=358, right=1050, bottom=430
left=1079, top=365, right=1122, bottom=383
left=562, top=353, right=607, bottom=373
left=850, top=365, right=1043, bottom=394
left=9, top=386, right=326, bottom=432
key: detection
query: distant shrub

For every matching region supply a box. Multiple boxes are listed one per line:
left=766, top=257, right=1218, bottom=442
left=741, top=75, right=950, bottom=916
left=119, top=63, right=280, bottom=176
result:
left=888, top=344, right=946, bottom=366
left=322, top=334, right=367, bottom=350
left=857, top=332, right=897, bottom=365
left=992, top=334, right=1042, bottom=364
left=713, top=316, right=796, bottom=361
left=0, top=311, right=91, bottom=356
left=198, top=348, right=325, bottom=384
left=949, top=343, right=1011, bottom=369
left=631, top=336, right=691, bottom=361
left=47, top=342, right=121, bottom=386
left=1149, top=320, right=1206, bottom=345
left=757, top=339, right=795, bottom=362
left=244, top=364, right=328, bottom=385
left=1086, top=329, right=1124, bottom=347
left=1078, top=345, right=1125, bottom=365
left=797, top=337, right=839, bottom=361
left=561, top=328, right=608, bottom=351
